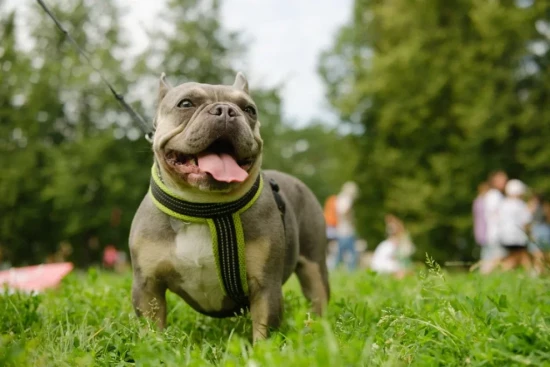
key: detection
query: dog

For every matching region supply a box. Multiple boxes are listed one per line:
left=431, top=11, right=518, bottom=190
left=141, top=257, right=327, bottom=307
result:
left=129, top=72, right=330, bottom=342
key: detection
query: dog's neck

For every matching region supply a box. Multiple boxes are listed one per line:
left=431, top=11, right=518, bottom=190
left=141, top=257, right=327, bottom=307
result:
left=151, top=160, right=262, bottom=204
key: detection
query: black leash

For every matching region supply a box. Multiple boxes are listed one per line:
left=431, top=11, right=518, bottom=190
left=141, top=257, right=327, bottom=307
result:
left=35, top=0, right=154, bottom=142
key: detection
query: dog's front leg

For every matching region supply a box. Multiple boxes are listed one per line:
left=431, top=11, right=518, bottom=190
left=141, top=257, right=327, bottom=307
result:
left=245, top=237, right=285, bottom=342
left=249, top=281, right=283, bottom=343
left=132, top=276, right=167, bottom=329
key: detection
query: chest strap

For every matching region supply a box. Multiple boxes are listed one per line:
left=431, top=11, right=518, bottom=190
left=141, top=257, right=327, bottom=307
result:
left=149, top=165, right=263, bottom=305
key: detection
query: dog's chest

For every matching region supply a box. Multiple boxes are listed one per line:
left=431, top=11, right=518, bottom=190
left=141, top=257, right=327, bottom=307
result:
left=168, top=218, right=225, bottom=311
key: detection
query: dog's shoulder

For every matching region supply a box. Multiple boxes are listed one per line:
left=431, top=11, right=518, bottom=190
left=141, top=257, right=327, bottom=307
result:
left=129, top=193, right=173, bottom=248
left=262, top=169, right=320, bottom=209
left=263, top=169, right=302, bottom=187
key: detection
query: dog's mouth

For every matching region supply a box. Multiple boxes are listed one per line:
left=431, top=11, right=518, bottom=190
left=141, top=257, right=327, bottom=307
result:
left=164, top=140, right=255, bottom=183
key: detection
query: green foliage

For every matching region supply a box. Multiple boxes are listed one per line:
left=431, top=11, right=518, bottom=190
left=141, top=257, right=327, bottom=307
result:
left=1, top=270, right=550, bottom=365
left=320, top=0, right=550, bottom=260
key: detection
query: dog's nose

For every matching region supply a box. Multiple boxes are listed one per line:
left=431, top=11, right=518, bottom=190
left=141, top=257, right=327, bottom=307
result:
left=208, top=104, right=237, bottom=118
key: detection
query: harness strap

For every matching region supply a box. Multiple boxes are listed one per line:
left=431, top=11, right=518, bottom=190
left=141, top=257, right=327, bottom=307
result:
left=268, top=178, right=286, bottom=227
left=149, top=166, right=287, bottom=306
left=149, top=165, right=262, bottom=305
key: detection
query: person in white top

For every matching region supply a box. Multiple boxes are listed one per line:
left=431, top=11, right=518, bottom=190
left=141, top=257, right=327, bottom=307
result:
left=497, top=179, right=533, bottom=271
left=480, top=171, right=508, bottom=273
left=335, top=181, right=359, bottom=270
left=371, top=214, right=415, bottom=278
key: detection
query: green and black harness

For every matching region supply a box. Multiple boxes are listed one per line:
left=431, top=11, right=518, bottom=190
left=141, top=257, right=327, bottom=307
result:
left=149, top=165, right=285, bottom=306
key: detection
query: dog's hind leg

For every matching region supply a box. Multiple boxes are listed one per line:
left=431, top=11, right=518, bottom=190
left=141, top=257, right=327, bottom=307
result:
left=295, top=255, right=329, bottom=316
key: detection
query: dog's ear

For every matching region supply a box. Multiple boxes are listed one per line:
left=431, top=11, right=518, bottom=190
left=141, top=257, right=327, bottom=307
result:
left=158, top=72, right=172, bottom=104
left=233, top=72, right=249, bottom=94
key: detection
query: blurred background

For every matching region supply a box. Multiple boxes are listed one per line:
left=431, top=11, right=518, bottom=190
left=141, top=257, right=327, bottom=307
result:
left=1, top=0, right=549, bottom=268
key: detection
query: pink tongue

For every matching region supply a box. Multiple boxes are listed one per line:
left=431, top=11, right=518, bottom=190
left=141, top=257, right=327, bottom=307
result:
left=197, top=153, right=249, bottom=183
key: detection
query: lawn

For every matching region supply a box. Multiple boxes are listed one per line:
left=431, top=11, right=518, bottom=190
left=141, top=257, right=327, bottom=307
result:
left=1, top=259, right=550, bottom=366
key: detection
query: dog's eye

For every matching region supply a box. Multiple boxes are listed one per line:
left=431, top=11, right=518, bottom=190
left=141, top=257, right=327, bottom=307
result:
left=177, top=99, right=194, bottom=108
left=244, top=106, right=256, bottom=116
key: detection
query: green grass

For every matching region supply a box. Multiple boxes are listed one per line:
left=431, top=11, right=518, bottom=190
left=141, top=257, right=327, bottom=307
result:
left=2, top=259, right=550, bottom=366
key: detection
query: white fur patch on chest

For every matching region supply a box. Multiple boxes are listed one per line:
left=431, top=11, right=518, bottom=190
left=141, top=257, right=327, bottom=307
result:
left=169, top=218, right=225, bottom=311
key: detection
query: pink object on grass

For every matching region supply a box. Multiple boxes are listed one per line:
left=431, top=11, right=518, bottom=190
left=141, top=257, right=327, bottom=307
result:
left=0, top=262, right=74, bottom=293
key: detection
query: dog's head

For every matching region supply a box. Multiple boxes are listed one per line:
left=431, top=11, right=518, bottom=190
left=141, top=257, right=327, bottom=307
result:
left=152, top=72, right=263, bottom=202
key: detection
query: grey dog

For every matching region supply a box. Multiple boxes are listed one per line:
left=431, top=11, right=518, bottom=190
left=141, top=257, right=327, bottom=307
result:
left=129, top=72, right=329, bottom=342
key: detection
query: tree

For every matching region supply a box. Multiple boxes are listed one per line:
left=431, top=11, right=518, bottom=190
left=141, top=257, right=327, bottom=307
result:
left=0, top=10, right=48, bottom=263
left=0, top=1, right=150, bottom=265
left=320, top=0, right=550, bottom=260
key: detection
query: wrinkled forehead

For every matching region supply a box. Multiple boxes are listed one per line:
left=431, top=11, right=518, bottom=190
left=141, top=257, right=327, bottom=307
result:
left=164, top=82, right=255, bottom=106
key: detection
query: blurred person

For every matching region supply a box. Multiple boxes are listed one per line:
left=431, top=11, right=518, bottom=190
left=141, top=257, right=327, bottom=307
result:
left=324, top=194, right=339, bottom=269
left=102, top=245, right=119, bottom=270
left=480, top=170, right=508, bottom=273
left=538, top=200, right=550, bottom=248
left=335, top=181, right=359, bottom=270
left=324, top=194, right=338, bottom=241
left=529, top=195, right=550, bottom=251
left=371, top=214, right=415, bottom=278
left=473, top=182, right=490, bottom=246
left=528, top=195, right=550, bottom=271
left=326, top=240, right=339, bottom=270
left=496, top=179, right=533, bottom=271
